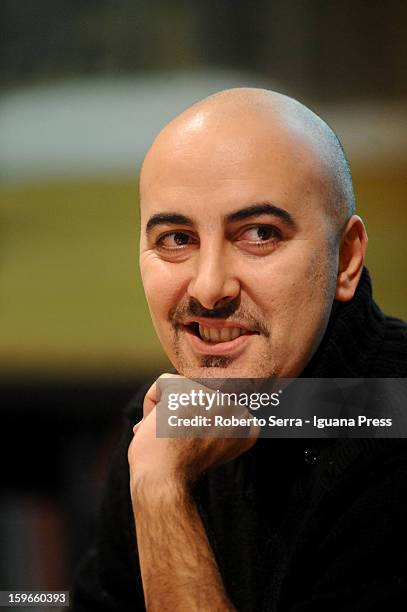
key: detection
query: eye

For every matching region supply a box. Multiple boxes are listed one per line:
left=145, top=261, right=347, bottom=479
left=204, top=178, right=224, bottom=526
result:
left=156, top=231, right=197, bottom=250
left=237, top=225, right=282, bottom=245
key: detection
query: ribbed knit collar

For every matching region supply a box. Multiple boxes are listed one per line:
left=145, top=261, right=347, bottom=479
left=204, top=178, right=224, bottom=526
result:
left=301, top=267, right=385, bottom=378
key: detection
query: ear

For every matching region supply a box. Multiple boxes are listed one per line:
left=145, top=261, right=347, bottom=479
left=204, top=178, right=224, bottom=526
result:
left=335, top=215, right=368, bottom=302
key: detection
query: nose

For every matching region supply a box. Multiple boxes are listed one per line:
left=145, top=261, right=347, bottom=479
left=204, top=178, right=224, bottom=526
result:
left=187, top=243, right=240, bottom=310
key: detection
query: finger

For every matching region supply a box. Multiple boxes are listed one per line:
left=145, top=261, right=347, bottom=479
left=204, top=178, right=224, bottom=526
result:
left=159, top=373, right=183, bottom=378
left=143, top=382, right=158, bottom=418
left=132, top=420, right=143, bottom=434
left=143, top=373, right=184, bottom=418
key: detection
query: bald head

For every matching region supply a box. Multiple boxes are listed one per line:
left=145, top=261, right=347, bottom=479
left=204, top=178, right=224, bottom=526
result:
left=139, top=88, right=368, bottom=378
left=140, top=87, right=355, bottom=237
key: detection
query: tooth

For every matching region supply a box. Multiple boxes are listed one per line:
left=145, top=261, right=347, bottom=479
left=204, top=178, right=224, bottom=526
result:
left=200, top=326, right=213, bottom=342
left=198, top=325, right=247, bottom=343
left=220, top=328, right=230, bottom=342
left=209, top=328, right=220, bottom=342
left=219, top=328, right=243, bottom=341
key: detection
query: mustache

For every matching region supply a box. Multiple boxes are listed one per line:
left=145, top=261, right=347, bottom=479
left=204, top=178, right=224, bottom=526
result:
left=188, top=296, right=240, bottom=319
left=169, top=296, right=239, bottom=322
left=169, top=296, right=270, bottom=337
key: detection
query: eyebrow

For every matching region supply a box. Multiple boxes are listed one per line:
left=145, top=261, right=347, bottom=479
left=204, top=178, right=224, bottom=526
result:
left=145, top=202, right=296, bottom=235
left=146, top=213, right=193, bottom=235
left=225, top=203, right=296, bottom=228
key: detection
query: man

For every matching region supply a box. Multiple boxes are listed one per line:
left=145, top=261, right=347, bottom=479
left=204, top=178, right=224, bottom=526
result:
left=72, top=88, right=407, bottom=610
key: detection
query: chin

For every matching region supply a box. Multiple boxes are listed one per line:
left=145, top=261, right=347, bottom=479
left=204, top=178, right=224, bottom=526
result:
left=176, top=358, right=277, bottom=380
left=183, top=367, right=237, bottom=380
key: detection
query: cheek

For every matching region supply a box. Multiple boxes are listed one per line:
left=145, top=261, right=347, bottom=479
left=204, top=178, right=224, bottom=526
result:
left=243, top=241, right=333, bottom=322
left=140, top=253, right=187, bottom=322
left=241, top=249, right=306, bottom=307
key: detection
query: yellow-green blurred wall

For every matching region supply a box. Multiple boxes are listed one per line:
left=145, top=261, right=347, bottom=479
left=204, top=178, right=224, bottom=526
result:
left=1, top=162, right=406, bottom=379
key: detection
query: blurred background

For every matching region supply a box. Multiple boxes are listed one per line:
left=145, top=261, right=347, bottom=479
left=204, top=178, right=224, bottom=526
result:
left=1, top=0, right=406, bottom=603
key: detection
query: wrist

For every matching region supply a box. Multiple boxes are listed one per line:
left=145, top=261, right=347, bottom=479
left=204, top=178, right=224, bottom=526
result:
left=131, top=470, right=190, bottom=510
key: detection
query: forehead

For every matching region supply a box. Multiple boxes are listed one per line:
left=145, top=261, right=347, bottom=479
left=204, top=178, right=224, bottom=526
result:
left=140, top=113, right=330, bottom=223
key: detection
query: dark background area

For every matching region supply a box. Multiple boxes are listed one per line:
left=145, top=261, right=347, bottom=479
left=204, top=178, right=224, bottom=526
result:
left=2, top=0, right=407, bottom=100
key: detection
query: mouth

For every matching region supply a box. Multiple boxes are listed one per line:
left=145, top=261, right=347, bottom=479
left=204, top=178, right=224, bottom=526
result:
left=185, top=322, right=253, bottom=343
left=179, top=318, right=259, bottom=356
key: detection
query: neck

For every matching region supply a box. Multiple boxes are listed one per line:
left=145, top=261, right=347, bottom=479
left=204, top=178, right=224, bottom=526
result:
left=301, top=268, right=385, bottom=378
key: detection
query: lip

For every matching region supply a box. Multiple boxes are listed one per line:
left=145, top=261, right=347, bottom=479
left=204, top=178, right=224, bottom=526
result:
left=183, top=324, right=257, bottom=356
left=182, top=317, right=257, bottom=332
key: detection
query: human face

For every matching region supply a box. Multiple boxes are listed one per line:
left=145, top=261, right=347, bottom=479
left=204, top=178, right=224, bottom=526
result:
left=139, top=114, right=338, bottom=379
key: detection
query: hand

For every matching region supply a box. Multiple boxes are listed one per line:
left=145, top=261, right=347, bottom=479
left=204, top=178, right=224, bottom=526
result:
left=128, top=374, right=259, bottom=494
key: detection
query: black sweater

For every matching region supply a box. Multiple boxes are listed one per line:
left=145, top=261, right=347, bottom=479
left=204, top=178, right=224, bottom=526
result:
left=71, top=269, right=407, bottom=611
